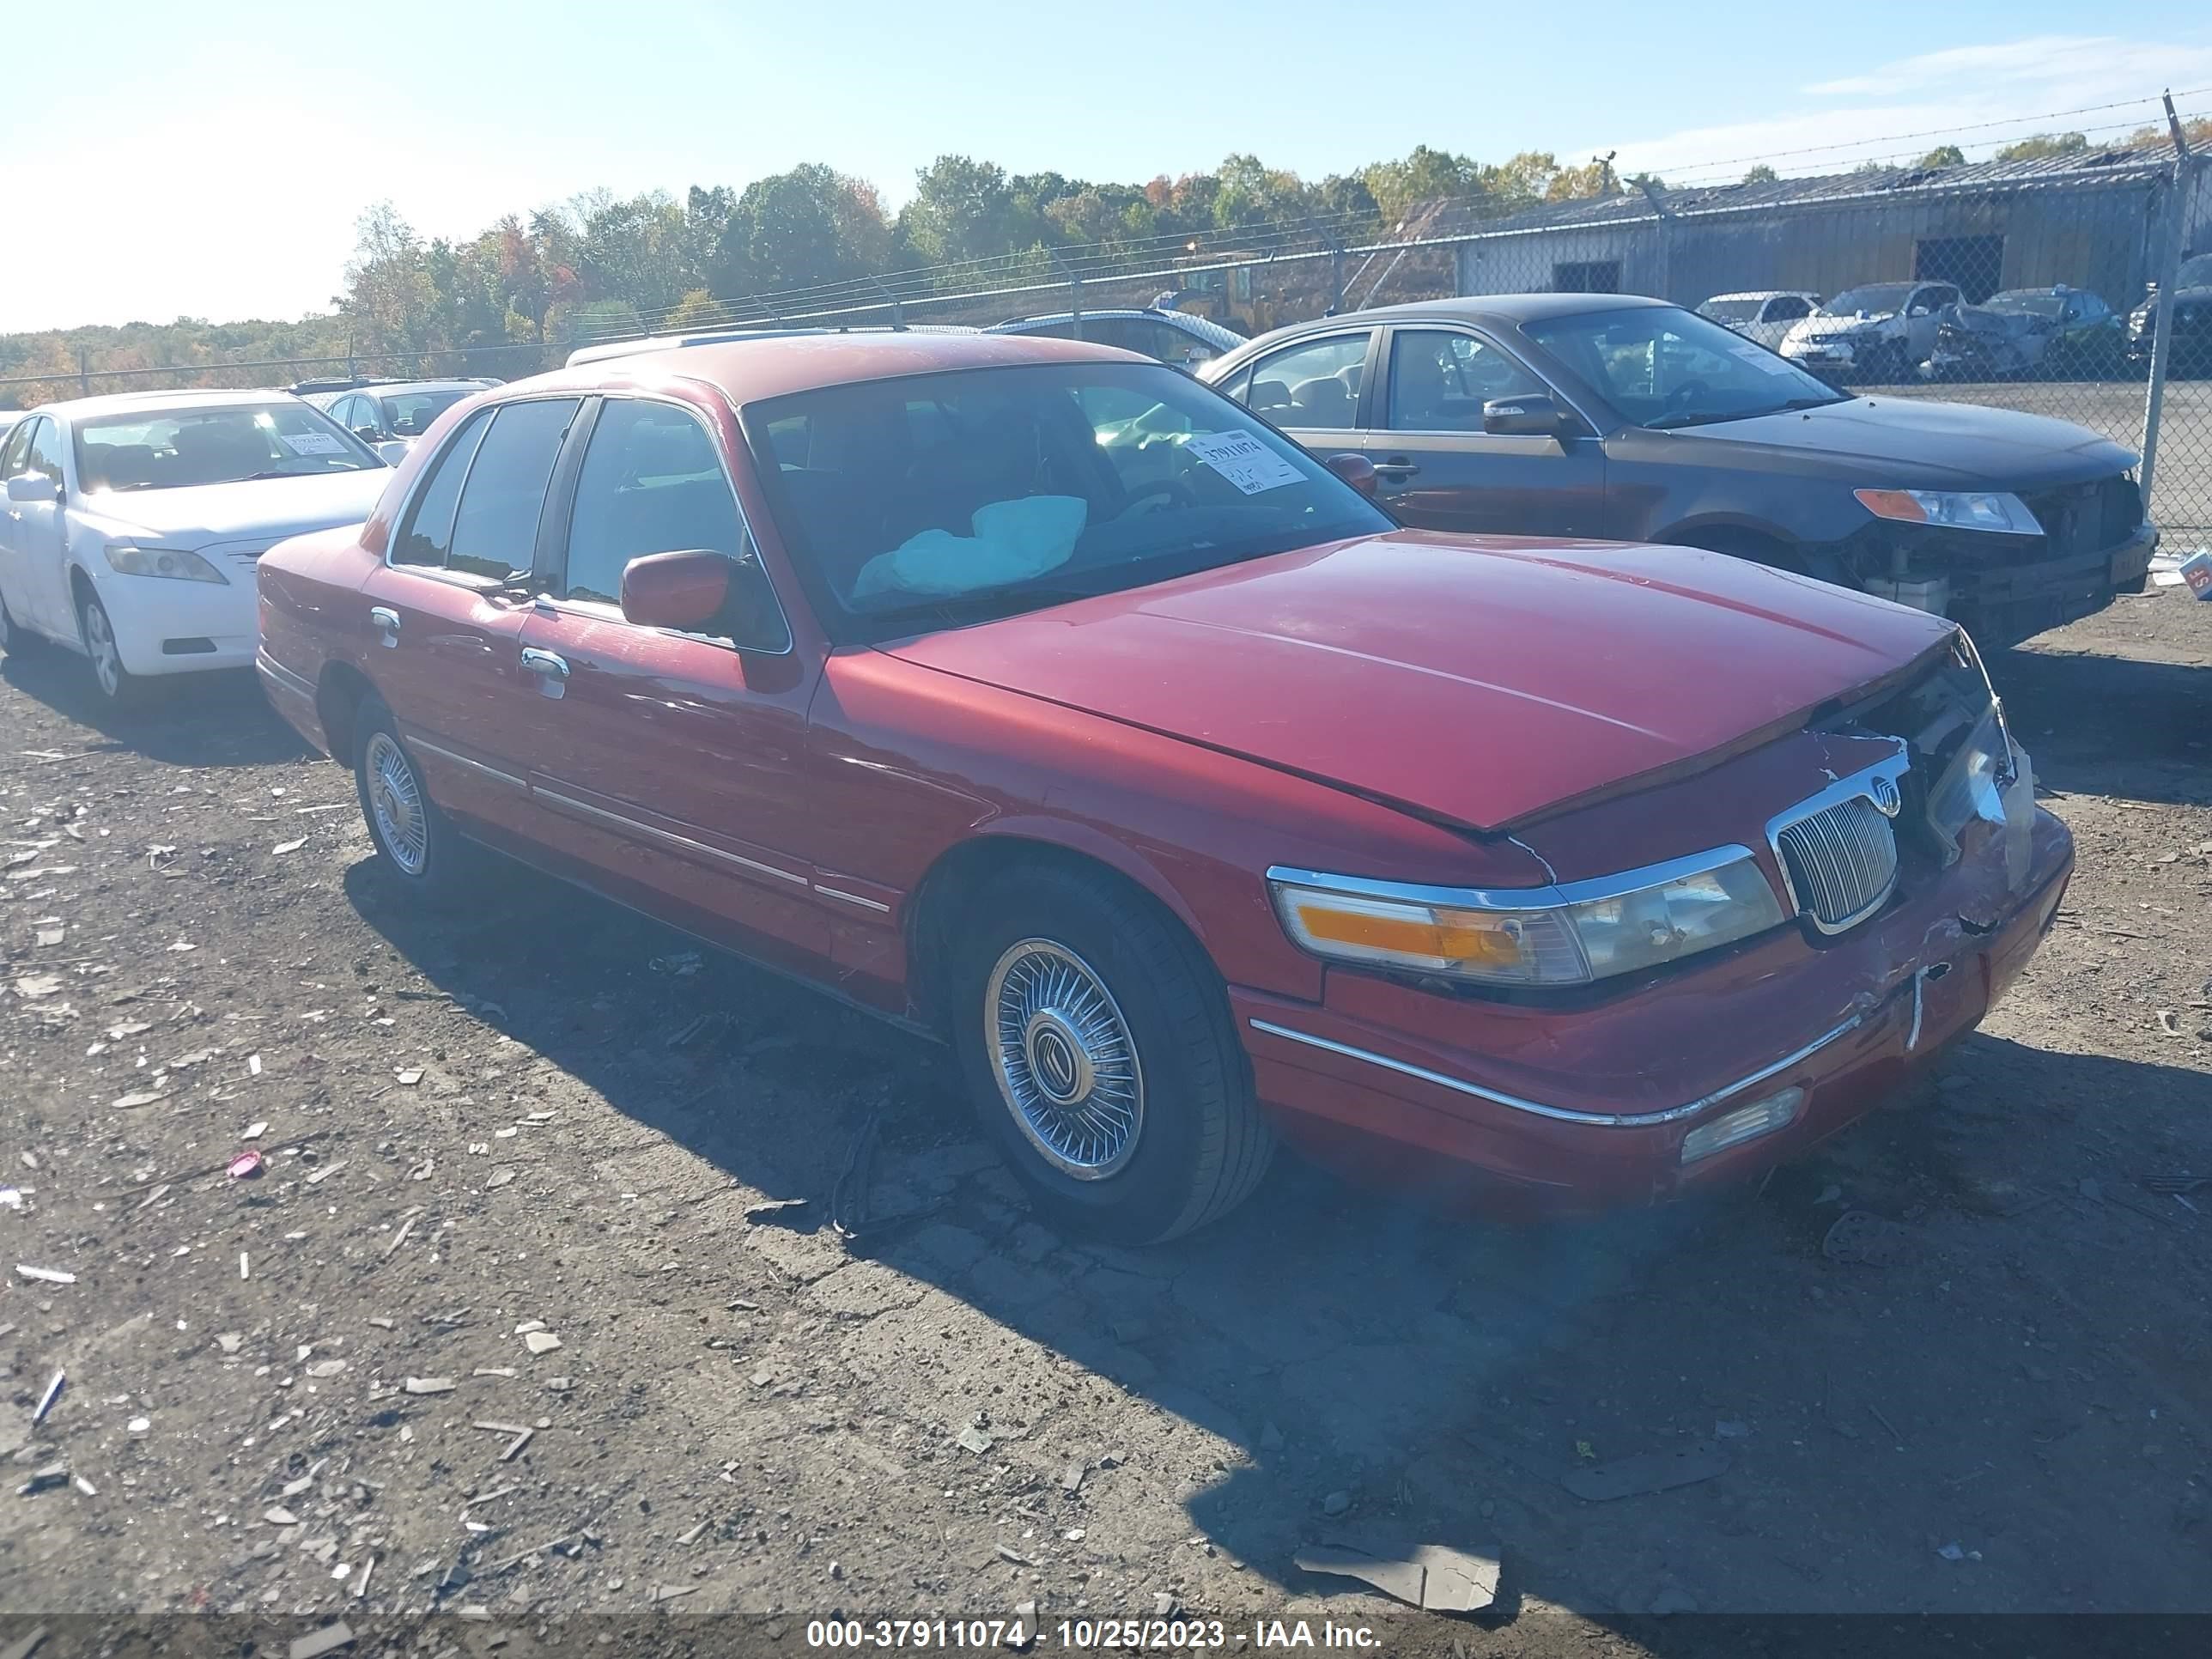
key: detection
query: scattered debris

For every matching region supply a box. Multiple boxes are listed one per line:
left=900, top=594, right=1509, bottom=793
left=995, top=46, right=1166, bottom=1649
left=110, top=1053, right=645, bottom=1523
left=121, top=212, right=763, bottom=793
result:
left=288, top=1621, right=356, bottom=1659
left=32, top=1371, right=64, bottom=1425
left=1561, top=1443, right=1729, bottom=1503
left=228, top=1149, right=264, bottom=1180
left=15, top=1465, right=70, bottom=1498
left=1321, top=1490, right=1352, bottom=1517
left=1821, top=1210, right=1915, bottom=1267
left=404, top=1376, right=456, bottom=1395
left=383, top=1215, right=417, bottom=1259
left=265, top=1506, right=301, bottom=1526
left=523, top=1330, right=562, bottom=1355
left=1295, top=1543, right=1500, bottom=1613
left=2156, top=1010, right=2185, bottom=1038
left=957, top=1425, right=994, bottom=1455
left=272, top=837, right=309, bottom=856
left=15, top=1264, right=75, bottom=1285
left=678, top=1520, right=711, bottom=1547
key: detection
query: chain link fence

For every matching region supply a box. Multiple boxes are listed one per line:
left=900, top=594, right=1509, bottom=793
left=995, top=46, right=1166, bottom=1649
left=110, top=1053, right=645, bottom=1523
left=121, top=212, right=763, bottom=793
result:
left=5, top=131, right=2207, bottom=544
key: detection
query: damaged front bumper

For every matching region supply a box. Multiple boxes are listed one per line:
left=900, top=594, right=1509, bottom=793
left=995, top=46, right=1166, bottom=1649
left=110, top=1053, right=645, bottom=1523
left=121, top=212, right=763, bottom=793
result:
left=1846, top=520, right=2157, bottom=647
left=1233, top=793, right=2072, bottom=1216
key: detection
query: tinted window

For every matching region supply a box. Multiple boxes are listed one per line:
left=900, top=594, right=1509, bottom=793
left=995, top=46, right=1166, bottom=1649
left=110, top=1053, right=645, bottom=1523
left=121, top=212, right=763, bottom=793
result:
left=1108, top=318, right=1218, bottom=368
left=1244, top=335, right=1369, bottom=428
left=563, top=401, right=746, bottom=605
left=2, top=417, right=38, bottom=479
left=1386, top=331, right=1547, bottom=432
left=749, top=361, right=1388, bottom=645
left=1767, top=296, right=1813, bottom=321
left=382, top=389, right=469, bottom=438
left=1523, top=306, right=1844, bottom=430
left=27, top=419, right=66, bottom=485
left=446, top=398, right=580, bottom=580
left=392, top=409, right=491, bottom=568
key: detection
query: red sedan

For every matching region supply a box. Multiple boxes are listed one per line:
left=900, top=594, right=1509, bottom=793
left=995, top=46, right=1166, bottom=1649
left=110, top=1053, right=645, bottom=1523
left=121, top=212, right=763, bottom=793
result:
left=255, top=334, right=2072, bottom=1242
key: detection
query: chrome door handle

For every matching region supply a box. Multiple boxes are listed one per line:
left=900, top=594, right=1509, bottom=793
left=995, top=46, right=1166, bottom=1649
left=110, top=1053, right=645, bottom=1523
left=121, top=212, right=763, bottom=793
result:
left=369, top=606, right=400, bottom=631
left=1371, top=459, right=1419, bottom=478
left=520, top=648, right=570, bottom=679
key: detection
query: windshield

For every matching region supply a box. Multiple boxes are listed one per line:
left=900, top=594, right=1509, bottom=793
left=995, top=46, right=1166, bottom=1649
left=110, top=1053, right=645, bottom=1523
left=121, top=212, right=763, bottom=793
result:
left=1984, top=293, right=2065, bottom=319
left=1819, top=283, right=1914, bottom=318
left=746, top=362, right=1390, bottom=642
left=74, top=403, right=380, bottom=492
left=1521, top=306, right=1847, bottom=430
left=2177, top=253, right=2212, bottom=289
left=1697, top=299, right=1761, bottom=325
left=378, top=389, right=471, bottom=437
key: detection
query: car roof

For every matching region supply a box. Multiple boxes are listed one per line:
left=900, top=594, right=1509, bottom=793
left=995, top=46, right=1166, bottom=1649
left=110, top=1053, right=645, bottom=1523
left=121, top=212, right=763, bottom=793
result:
left=532, top=331, right=1147, bottom=406
left=355, top=380, right=496, bottom=397
left=1702, top=290, right=1819, bottom=302
left=33, top=387, right=309, bottom=421
left=993, top=308, right=1243, bottom=343
left=565, top=325, right=979, bottom=368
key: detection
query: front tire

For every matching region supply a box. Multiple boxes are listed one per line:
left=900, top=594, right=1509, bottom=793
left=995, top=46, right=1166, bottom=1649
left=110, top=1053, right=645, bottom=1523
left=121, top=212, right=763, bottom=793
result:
left=77, top=590, right=139, bottom=706
left=950, top=861, right=1273, bottom=1244
left=353, top=697, right=468, bottom=902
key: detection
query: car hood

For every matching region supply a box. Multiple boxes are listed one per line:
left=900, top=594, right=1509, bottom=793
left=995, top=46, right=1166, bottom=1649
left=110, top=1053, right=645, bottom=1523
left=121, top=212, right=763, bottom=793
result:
left=1665, top=395, right=2136, bottom=487
left=75, top=470, right=390, bottom=550
left=878, top=531, right=1954, bottom=833
left=1784, top=313, right=1895, bottom=343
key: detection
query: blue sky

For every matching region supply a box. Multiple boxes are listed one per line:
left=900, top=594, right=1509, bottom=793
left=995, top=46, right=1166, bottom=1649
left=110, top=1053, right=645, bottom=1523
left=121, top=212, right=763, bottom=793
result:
left=5, top=0, right=2209, bottom=331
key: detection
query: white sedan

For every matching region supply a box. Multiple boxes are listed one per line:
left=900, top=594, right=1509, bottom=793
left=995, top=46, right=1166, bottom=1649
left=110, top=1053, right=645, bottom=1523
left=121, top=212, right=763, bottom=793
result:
left=0, top=391, right=396, bottom=704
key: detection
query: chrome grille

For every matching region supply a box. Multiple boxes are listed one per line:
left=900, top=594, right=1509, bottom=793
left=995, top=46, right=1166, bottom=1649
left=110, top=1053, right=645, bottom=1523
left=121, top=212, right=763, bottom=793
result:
left=1773, top=794, right=1899, bottom=933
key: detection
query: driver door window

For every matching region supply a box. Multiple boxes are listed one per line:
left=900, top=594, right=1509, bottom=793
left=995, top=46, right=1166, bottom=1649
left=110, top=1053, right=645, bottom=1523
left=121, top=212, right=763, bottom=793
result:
left=1243, top=334, right=1370, bottom=430
left=1385, top=331, right=1547, bottom=433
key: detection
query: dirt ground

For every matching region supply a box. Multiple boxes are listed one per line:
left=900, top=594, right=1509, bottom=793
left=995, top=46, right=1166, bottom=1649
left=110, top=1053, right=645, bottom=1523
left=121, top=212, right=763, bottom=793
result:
left=2, top=581, right=2209, bottom=1656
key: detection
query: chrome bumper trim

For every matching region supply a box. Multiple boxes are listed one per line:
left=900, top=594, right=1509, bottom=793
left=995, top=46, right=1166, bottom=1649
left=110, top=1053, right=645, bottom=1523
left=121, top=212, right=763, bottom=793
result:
left=1248, top=1010, right=1866, bottom=1127
left=255, top=650, right=316, bottom=702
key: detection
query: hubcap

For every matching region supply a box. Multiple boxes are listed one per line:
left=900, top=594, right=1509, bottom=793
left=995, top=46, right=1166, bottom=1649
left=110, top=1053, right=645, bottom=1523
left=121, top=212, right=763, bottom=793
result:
left=85, top=605, right=120, bottom=697
left=364, top=732, right=429, bottom=877
left=986, top=939, right=1143, bottom=1180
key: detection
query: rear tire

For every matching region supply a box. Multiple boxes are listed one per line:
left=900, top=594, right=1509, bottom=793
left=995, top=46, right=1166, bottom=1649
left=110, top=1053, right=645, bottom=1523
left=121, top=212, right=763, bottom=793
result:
left=353, top=696, right=470, bottom=903
left=949, top=861, right=1273, bottom=1244
left=0, top=594, right=32, bottom=657
left=76, top=590, right=140, bottom=707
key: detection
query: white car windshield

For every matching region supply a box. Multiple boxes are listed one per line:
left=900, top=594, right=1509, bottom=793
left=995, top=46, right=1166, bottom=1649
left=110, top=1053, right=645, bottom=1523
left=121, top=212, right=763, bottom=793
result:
left=1820, top=283, right=1914, bottom=318
left=74, top=404, right=379, bottom=493
left=1698, top=299, right=1762, bottom=325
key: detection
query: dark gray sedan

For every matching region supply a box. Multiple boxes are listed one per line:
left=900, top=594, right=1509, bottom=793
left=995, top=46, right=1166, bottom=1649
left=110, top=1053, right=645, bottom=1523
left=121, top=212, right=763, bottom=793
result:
left=1199, top=295, right=2158, bottom=647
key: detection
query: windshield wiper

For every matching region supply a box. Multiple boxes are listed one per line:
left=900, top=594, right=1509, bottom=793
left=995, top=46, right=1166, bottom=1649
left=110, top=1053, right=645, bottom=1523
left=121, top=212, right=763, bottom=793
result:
left=1649, top=393, right=1849, bottom=430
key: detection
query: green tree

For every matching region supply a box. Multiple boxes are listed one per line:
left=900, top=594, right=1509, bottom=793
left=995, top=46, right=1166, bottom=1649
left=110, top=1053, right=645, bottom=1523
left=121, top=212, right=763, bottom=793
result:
left=1917, top=144, right=1966, bottom=167
left=341, top=202, right=438, bottom=356
left=1211, top=153, right=1311, bottom=230
left=708, top=164, right=889, bottom=300
left=897, top=155, right=1018, bottom=266
left=1995, top=131, right=2087, bottom=162
left=1742, top=164, right=1778, bottom=185
left=1364, top=146, right=1488, bottom=226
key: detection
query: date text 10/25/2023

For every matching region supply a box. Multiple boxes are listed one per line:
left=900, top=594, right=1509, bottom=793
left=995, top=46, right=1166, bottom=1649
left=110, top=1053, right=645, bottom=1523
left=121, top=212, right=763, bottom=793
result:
left=805, top=1618, right=1384, bottom=1650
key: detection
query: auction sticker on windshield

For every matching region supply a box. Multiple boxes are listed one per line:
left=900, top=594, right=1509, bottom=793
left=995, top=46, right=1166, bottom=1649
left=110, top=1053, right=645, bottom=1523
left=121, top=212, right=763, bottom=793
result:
left=1728, top=343, right=1800, bottom=375
left=282, top=431, right=347, bottom=455
left=1185, top=431, right=1303, bottom=495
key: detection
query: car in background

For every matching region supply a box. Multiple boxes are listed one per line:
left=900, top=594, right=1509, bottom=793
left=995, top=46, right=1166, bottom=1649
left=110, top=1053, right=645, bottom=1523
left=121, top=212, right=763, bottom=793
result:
left=291, top=375, right=406, bottom=404
left=1779, top=281, right=1960, bottom=382
left=1199, top=295, right=2156, bottom=647
left=1920, top=287, right=2123, bottom=382
left=564, top=324, right=978, bottom=369
left=2126, top=252, right=2212, bottom=378
left=255, top=331, right=2069, bottom=1240
left=327, top=380, right=500, bottom=449
left=0, top=391, right=392, bottom=703
left=989, top=307, right=1243, bottom=371
left=0, top=412, right=17, bottom=450
left=1696, top=291, right=1821, bottom=350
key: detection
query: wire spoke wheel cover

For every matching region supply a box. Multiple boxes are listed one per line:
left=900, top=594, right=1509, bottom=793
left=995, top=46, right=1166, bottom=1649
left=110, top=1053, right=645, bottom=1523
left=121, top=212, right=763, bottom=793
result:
left=84, top=603, right=122, bottom=698
left=986, top=939, right=1145, bottom=1180
left=364, top=732, right=429, bottom=877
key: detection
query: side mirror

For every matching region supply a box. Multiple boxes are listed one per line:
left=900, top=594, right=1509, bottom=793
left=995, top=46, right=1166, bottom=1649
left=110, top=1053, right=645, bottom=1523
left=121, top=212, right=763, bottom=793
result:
left=1481, top=394, right=1570, bottom=439
left=374, top=441, right=410, bottom=467
left=622, top=550, right=733, bottom=630
left=1323, top=453, right=1376, bottom=497
left=5, top=472, right=58, bottom=505
left=621, top=548, right=793, bottom=655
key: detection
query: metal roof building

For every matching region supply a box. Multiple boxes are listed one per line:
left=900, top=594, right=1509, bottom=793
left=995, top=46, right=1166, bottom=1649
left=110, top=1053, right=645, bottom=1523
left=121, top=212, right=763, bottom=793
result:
left=1441, top=144, right=2210, bottom=311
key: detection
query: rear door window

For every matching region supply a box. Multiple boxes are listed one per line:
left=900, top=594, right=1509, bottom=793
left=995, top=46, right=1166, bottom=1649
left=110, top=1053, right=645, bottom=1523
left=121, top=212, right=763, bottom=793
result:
left=392, top=409, right=492, bottom=568
left=446, top=398, right=582, bottom=580
left=1243, top=334, right=1371, bottom=428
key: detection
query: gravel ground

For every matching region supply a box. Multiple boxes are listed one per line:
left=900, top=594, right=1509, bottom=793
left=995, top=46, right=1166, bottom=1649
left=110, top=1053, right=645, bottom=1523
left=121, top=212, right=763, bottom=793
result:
left=1, top=583, right=2208, bottom=1656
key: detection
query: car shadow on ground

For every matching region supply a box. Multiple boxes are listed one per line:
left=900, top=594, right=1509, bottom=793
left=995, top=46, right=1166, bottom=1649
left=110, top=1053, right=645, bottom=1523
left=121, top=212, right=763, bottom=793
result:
left=343, top=853, right=2212, bottom=1626
left=0, top=650, right=312, bottom=767
left=1992, top=636, right=2209, bottom=808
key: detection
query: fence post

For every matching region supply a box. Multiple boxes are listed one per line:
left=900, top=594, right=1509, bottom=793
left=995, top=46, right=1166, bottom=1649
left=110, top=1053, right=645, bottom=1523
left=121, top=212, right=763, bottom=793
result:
left=2139, top=94, right=2197, bottom=510
left=1638, top=179, right=1674, bottom=302
left=77, top=347, right=90, bottom=396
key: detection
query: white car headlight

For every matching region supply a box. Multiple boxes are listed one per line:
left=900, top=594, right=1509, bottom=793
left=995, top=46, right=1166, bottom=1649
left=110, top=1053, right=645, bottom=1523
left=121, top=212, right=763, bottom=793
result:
left=1267, top=848, right=1787, bottom=988
left=105, top=544, right=228, bottom=584
left=1855, top=489, right=2043, bottom=537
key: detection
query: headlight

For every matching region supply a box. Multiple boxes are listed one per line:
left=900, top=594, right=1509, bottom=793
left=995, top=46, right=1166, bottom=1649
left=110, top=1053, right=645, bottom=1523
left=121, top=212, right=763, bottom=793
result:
left=1267, top=848, right=1787, bottom=988
left=1855, top=489, right=2042, bottom=537
left=104, top=544, right=228, bottom=584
